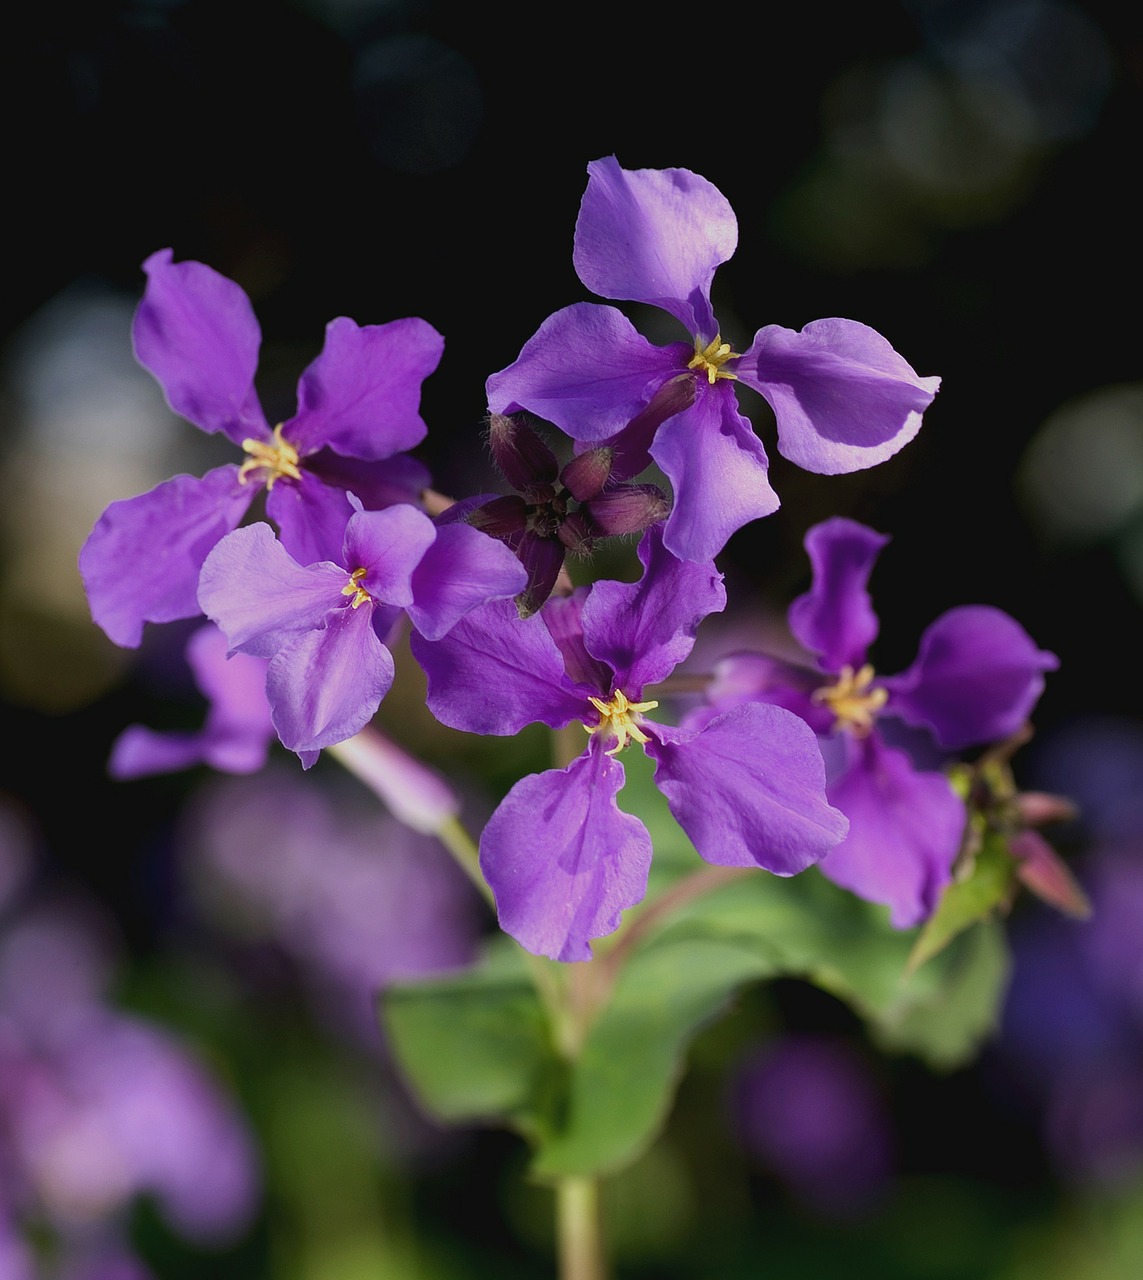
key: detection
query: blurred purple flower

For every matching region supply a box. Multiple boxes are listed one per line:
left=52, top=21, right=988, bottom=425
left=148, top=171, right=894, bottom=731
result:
left=79, top=250, right=441, bottom=647
left=183, top=767, right=482, bottom=1042
left=731, top=1034, right=893, bottom=1218
left=488, top=157, right=940, bottom=561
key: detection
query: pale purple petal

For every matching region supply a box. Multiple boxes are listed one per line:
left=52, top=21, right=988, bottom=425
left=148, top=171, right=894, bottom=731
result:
left=650, top=384, right=780, bottom=562
left=485, top=302, right=683, bottom=440
left=741, top=318, right=940, bottom=474
left=80, top=465, right=255, bottom=648
left=327, top=729, right=460, bottom=834
left=343, top=503, right=436, bottom=608
left=107, top=625, right=272, bottom=779
left=788, top=517, right=889, bottom=672
left=645, top=703, right=848, bottom=874
left=573, top=156, right=737, bottom=340
left=266, top=604, right=395, bottom=757
left=704, top=651, right=828, bottom=730
left=478, top=743, right=653, bottom=962
left=265, top=468, right=357, bottom=567
left=541, top=590, right=611, bottom=692
left=580, top=524, right=725, bottom=694
left=133, top=250, right=268, bottom=445
left=881, top=605, right=1059, bottom=750
left=287, top=315, right=443, bottom=459
left=406, top=522, right=528, bottom=641
left=819, top=734, right=965, bottom=927
left=198, top=523, right=345, bottom=658
left=411, top=599, right=588, bottom=735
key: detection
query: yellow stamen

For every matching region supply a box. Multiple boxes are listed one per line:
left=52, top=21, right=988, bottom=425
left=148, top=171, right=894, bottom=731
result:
left=341, top=567, right=372, bottom=609
left=687, top=334, right=739, bottom=385
left=812, top=664, right=888, bottom=736
left=584, top=689, right=659, bottom=756
left=238, top=423, right=303, bottom=490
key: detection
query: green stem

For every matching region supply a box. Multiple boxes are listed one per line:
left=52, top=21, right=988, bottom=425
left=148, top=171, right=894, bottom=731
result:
left=556, top=1176, right=607, bottom=1280
left=435, top=814, right=496, bottom=909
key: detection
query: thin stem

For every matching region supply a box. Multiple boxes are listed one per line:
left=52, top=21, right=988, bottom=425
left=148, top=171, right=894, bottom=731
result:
left=435, top=815, right=496, bottom=909
left=556, top=1177, right=607, bottom=1280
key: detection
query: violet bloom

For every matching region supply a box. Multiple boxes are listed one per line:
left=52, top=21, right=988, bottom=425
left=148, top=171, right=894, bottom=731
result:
left=412, top=526, right=847, bottom=962
left=198, top=502, right=526, bottom=764
left=109, top=624, right=273, bottom=779
left=700, top=517, right=1058, bottom=927
left=487, top=157, right=940, bottom=561
left=80, top=249, right=442, bottom=647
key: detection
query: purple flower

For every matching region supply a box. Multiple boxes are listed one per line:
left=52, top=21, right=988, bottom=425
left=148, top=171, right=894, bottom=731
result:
left=109, top=624, right=274, bottom=779
left=412, top=526, right=847, bottom=962
left=79, top=249, right=442, bottom=647
left=487, top=157, right=940, bottom=561
left=699, top=518, right=1058, bottom=926
left=198, top=502, right=526, bottom=764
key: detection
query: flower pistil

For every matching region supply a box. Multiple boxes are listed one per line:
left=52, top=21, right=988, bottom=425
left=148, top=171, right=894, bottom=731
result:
left=812, top=664, right=888, bottom=736
left=585, top=689, right=659, bottom=755
left=238, top=423, right=303, bottom=489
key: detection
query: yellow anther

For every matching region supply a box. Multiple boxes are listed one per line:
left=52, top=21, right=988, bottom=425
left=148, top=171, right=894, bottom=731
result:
left=687, top=334, right=740, bottom=385
left=584, top=689, right=659, bottom=756
left=812, top=664, right=888, bottom=736
left=238, top=423, right=303, bottom=490
left=341, top=567, right=372, bottom=609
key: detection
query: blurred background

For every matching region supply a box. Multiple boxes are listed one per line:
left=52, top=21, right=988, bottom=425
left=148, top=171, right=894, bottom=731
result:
left=2, top=0, right=1142, bottom=1275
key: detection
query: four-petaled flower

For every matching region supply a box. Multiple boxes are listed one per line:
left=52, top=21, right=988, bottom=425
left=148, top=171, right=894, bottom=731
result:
left=80, top=249, right=443, bottom=646
left=695, top=517, right=1059, bottom=926
left=487, top=157, right=940, bottom=562
left=412, top=526, right=848, bottom=961
left=198, top=502, right=526, bottom=766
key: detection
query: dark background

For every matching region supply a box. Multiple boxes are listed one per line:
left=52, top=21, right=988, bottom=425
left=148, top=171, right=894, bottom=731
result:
left=2, top=1, right=1142, bottom=1276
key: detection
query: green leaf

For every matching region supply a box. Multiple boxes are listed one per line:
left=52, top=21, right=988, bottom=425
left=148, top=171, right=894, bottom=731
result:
left=530, top=933, right=773, bottom=1178
left=380, top=941, right=559, bottom=1143
left=907, top=832, right=1017, bottom=974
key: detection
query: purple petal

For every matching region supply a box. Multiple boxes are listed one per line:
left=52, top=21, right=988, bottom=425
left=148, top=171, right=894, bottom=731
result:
left=603, top=375, right=696, bottom=482
left=650, top=384, right=780, bottom=562
left=741, top=319, right=940, bottom=474
left=287, top=315, right=443, bottom=459
left=265, top=467, right=356, bottom=567
left=80, top=465, right=255, bottom=648
left=511, top=530, right=566, bottom=619
left=704, top=651, right=829, bottom=731
left=343, top=503, right=437, bottom=608
left=819, top=734, right=965, bottom=927
left=485, top=302, right=683, bottom=440
left=198, top=523, right=345, bottom=658
left=573, top=156, right=737, bottom=340
left=478, top=743, right=653, bottom=961
left=133, top=249, right=268, bottom=445
left=411, top=598, right=590, bottom=735
left=881, top=605, right=1059, bottom=750
left=645, top=704, right=848, bottom=873
left=110, top=626, right=273, bottom=778
left=541, top=591, right=612, bottom=691
left=788, top=517, right=889, bottom=672
left=304, top=447, right=431, bottom=509
left=406, top=521, right=528, bottom=640
left=580, top=524, right=725, bottom=693
left=266, top=604, right=395, bottom=758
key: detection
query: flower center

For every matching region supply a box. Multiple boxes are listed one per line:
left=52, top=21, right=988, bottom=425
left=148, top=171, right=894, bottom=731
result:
left=687, top=334, right=739, bottom=385
left=238, top=423, right=303, bottom=490
left=812, top=664, right=888, bottom=736
left=584, top=689, right=659, bottom=756
left=341, top=567, right=372, bottom=609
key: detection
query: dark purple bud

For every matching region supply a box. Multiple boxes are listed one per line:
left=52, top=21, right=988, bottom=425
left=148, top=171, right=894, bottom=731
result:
left=560, top=447, right=614, bottom=502
left=557, top=511, right=596, bottom=555
left=468, top=494, right=529, bottom=540
left=584, top=484, right=671, bottom=536
left=606, top=376, right=696, bottom=482
left=487, top=413, right=560, bottom=495
left=515, top=532, right=567, bottom=618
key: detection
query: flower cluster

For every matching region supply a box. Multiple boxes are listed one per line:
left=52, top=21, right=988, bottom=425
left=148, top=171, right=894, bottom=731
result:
left=80, top=156, right=1060, bottom=965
